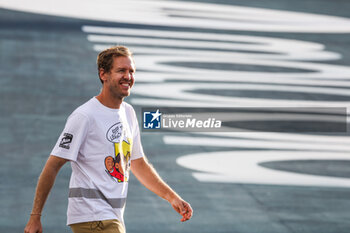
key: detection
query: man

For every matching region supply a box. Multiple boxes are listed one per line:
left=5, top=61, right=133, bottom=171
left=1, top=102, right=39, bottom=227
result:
left=24, top=46, right=193, bottom=233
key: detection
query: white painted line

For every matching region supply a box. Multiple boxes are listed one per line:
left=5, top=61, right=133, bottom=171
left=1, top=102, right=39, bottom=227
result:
left=82, top=25, right=325, bottom=50
left=176, top=151, right=350, bottom=187
left=164, top=136, right=350, bottom=152
left=192, top=132, right=350, bottom=144
left=2, top=0, right=350, bottom=32
left=130, top=83, right=350, bottom=108
left=130, top=97, right=350, bottom=108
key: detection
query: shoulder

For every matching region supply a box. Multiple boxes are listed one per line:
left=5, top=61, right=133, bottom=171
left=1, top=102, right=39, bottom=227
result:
left=68, top=98, right=95, bottom=123
left=122, top=101, right=136, bottom=115
left=122, top=101, right=134, bottom=110
left=122, top=102, right=139, bottom=129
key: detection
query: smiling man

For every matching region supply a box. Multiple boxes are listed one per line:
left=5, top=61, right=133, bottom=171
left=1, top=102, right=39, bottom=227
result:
left=24, top=46, right=193, bottom=233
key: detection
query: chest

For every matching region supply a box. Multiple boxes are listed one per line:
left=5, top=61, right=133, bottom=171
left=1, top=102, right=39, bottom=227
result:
left=82, top=113, right=133, bottom=156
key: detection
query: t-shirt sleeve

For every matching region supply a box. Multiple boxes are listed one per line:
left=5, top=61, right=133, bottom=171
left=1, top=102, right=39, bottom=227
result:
left=130, top=108, right=145, bottom=160
left=51, top=112, right=89, bottom=162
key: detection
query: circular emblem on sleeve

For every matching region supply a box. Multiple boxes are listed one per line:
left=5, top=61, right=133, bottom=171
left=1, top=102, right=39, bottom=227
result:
left=106, top=122, right=123, bottom=143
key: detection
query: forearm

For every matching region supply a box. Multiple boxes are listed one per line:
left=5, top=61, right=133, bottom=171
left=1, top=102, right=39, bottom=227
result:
left=135, top=162, right=178, bottom=202
left=31, top=166, right=58, bottom=214
left=31, top=155, right=67, bottom=214
left=131, top=157, right=193, bottom=222
left=131, top=158, right=179, bottom=202
left=25, top=156, right=68, bottom=233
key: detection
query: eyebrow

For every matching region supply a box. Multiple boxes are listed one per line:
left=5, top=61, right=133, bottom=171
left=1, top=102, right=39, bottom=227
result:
left=116, top=67, right=135, bottom=72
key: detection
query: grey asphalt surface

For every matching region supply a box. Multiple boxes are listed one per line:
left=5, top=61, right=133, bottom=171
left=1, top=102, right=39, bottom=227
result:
left=1, top=1, right=350, bottom=233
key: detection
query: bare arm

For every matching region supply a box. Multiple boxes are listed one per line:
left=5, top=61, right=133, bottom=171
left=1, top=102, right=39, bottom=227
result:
left=24, top=155, right=68, bottom=233
left=131, top=157, right=193, bottom=222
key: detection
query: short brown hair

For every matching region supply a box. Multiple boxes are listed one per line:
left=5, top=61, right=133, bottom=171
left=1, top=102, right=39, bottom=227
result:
left=97, top=46, right=133, bottom=83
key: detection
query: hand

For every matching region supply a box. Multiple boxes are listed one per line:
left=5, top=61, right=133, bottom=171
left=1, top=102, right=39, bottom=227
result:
left=170, top=198, right=193, bottom=222
left=24, top=215, right=42, bottom=233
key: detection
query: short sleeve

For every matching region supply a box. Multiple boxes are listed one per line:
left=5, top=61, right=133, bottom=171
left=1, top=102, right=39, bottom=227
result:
left=130, top=108, right=145, bottom=160
left=51, top=113, right=89, bottom=162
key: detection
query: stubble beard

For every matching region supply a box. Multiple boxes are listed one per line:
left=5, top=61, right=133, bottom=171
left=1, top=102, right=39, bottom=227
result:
left=109, top=83, right=129, bottom=101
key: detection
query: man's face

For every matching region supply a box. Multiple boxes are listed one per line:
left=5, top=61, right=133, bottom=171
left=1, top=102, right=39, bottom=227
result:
left=102, top=56, right=135, bottom=99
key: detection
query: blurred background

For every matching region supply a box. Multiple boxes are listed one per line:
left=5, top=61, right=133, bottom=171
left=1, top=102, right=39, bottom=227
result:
left=1, top=0, right=350, bottom=232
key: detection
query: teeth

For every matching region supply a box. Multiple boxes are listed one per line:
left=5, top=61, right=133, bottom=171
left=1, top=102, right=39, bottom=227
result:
left=121, top=83, right=129, bottom=87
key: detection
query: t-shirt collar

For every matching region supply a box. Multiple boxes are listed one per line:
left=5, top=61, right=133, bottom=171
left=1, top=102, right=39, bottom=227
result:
left=92, top=96, right=123, bottom=113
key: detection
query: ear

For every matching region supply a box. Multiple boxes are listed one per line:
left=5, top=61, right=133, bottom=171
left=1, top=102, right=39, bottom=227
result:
left=99, top=68, right=108, bottom=83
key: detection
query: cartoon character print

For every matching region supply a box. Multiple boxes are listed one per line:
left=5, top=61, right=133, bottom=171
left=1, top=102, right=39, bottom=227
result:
left=104, top=155, right=124, bottom=182
left=105, top=122, right=132, bottom=183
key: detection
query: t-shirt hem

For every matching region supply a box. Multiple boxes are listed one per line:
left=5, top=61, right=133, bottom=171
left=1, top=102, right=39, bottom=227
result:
left=67, top=215, right=122, bottom=226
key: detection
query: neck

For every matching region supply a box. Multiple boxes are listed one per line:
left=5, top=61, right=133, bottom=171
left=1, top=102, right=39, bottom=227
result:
left=96, top=91, right=123, bottom=109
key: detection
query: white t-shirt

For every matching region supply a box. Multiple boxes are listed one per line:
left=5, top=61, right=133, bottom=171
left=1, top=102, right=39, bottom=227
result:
left=51, top=97, right=144, bottom=226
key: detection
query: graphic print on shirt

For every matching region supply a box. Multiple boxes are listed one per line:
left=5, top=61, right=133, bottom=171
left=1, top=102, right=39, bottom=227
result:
left=59, top=133, right=73, bottom=149
left=105, top=122, right=132, bottom=183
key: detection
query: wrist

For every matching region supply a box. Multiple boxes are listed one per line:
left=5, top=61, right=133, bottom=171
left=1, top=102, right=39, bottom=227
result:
left=165, top=192, right=180, bottom=203
left=30, top=213, right=42, bottom=218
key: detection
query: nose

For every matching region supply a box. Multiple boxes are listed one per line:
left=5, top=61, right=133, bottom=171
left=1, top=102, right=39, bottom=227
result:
left=124, top=71, right=132, bottom=80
